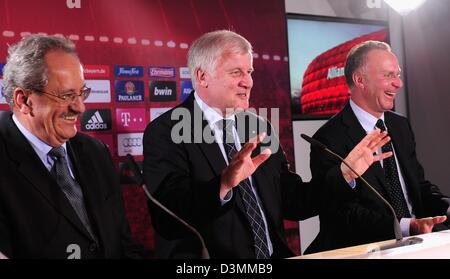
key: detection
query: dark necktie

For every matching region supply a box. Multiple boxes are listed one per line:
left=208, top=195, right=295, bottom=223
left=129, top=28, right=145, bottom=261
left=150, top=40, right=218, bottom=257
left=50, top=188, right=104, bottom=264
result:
left=49, top=146, right=97, bottom=240
left=221, top=119, right=270, bottom=259
left=375, top=119, right=411, bottom=219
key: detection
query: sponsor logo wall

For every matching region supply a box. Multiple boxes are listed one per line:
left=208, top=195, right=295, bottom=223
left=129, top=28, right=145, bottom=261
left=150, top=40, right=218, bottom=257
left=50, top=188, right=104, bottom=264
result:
left=70, top=62, right=180, bottom=162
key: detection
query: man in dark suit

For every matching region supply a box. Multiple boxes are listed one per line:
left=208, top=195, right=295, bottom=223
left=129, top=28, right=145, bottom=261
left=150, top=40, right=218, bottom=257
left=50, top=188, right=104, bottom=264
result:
left=306, top=41, right=449, bottom=253
left=0, top=35, right=147, bottom=259
left=143, top=30, right=392, bottom=259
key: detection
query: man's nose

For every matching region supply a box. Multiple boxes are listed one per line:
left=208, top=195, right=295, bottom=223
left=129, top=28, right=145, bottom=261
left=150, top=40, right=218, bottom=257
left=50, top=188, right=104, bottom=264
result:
left=239, top=73, right=253, bottom=89
left=70, top=95, right=86, bottom=113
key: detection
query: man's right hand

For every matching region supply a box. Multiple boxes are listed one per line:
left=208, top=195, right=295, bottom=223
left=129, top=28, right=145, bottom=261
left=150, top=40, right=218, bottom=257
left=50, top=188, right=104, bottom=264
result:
left=340, top=129, right=392, bottom=182
left=410, top=216, right=447, bottom=235
left=220, top=133, right=271, bottom=199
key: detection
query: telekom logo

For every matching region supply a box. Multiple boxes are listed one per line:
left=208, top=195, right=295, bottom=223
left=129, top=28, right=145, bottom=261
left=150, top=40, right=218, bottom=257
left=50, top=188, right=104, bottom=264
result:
left=121, top=112, right=131, bottom=127
left=116, top=108, right=146, bottom=132
left=67, top=0, right=81, bottom=9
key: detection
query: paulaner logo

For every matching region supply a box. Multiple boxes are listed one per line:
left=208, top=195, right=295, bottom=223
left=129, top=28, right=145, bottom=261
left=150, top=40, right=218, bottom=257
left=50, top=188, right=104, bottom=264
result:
left=149, top=67, right=176, bottom=78
left=149, top=81, right=176, bottom=102
left=114, top=66, right=143, bottom=77
left=81, top=109, right=112, bottom=131
left=115, top=80, right=144, bottom=102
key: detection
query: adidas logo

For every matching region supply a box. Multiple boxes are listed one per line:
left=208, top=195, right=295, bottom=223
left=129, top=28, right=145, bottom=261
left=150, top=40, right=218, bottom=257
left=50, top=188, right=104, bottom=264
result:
left=84, top=111, right=108, bottom=130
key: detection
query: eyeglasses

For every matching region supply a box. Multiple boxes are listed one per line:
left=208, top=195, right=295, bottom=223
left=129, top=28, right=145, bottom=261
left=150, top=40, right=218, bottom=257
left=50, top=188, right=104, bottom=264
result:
left=31, top=86, right=91, bottom=104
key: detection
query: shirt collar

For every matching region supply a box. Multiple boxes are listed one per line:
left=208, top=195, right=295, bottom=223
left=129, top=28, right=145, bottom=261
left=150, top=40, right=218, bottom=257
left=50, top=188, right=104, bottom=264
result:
left=194, top=91, right=235, bottom=129
left=349, top=99, right=385, bottom=133
left=12, top=114, right=68, bottom=164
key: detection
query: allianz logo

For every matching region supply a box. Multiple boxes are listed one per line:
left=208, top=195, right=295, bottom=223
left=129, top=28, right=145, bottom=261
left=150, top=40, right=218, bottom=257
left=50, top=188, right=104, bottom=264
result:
left=85, top=111, right=108, bottom=130
left=154, top=86, right=173, bottom=96
left=327, top=66, right=344, bottom=80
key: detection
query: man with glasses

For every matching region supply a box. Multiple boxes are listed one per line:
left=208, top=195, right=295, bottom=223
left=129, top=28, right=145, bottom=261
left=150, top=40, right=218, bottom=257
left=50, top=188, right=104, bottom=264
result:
left=0, top=35, right=148, bottom=258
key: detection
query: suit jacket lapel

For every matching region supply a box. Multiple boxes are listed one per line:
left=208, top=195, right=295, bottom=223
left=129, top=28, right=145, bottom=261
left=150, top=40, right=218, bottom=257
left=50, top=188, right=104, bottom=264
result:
left=67, top=138, right=103, bottom=241
left=184, top=95, right=273, bottom=216
left=2, top=113, right=93, bottom=240
left=384, top=113, right=406, bottom=171
left=235, top=112, right=277, bottom=220
left=341, top=103, right=389, bottom=196
left=251, top=166, right=277, bottom=224
left=384, top=113, right=419, bottom=206
left=185, top=95, right=251, bottom=214
left=184, top=94, right=227, bottom=176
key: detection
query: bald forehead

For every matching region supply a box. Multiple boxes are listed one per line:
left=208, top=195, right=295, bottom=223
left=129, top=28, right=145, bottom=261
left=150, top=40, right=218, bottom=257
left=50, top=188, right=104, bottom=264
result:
left=366, top=49, right=398, bottom=64
left=363, top=49, right=400, bottom=71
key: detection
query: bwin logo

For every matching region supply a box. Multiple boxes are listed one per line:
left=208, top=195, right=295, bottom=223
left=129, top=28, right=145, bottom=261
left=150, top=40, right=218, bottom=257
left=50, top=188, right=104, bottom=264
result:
left=67, top=0, right=81, bottom=9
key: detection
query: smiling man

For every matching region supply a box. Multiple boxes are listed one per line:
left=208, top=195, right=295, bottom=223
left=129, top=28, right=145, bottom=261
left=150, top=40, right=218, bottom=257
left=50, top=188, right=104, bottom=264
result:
left=143, top=31, right=392, bottom=259
left=306, top=41, right=450, bottom=253
left=0, top=35, right=148, bottom=259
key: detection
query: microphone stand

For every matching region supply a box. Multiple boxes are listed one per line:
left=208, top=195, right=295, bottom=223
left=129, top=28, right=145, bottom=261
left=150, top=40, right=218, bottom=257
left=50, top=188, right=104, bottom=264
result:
left=126, top=154, right=210, bottom=259
left=300, top=134, right=423, bottom=252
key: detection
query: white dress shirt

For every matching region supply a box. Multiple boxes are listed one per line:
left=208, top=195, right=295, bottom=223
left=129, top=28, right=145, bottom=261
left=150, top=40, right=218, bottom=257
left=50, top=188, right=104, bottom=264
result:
left=349, top=100, right=414, bottom=236
left=12, top=114, right=75, bottom=178
left=194, top=92, right=273, bottom=255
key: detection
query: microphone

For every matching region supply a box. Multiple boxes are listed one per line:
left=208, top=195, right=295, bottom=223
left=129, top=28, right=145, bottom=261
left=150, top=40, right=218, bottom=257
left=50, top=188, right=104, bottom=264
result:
left=125, top=154, right=210, bottom=259
left=300, top=134, right=422, bottom=251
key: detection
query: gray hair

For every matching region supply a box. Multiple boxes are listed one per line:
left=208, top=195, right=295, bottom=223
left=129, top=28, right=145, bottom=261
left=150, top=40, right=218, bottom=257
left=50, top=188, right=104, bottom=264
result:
left=188, top=30, right=252, bottom=90
left=344, top=40, right=391, bottom=88
left=2, top=34, right=78, bottom=108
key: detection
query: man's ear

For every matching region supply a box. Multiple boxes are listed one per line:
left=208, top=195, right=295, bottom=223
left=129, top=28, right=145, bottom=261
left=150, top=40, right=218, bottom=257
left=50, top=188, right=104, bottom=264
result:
left=352, top=71, right=365, bottom=89
left=196, top=69, right=208, bottom=88
left=13, top=88, right=32, bottom=114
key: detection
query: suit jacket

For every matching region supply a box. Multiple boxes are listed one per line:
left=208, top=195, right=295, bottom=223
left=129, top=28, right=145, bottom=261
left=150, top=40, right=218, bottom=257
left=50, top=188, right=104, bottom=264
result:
left=143, top=94, right=347, bottom=259
left=306, top=103, right=450, bottom=253
left=0, top=111, right=147, bottom=259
